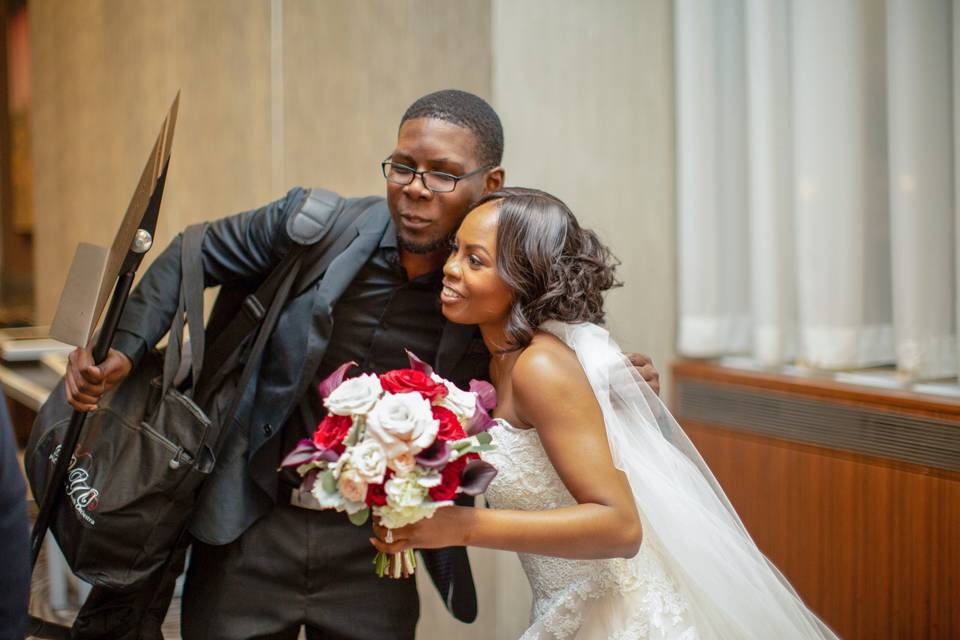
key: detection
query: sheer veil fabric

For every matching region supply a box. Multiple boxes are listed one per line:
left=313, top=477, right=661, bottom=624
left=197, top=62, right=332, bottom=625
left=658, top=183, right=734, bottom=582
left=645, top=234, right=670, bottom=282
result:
left=539, top=321, right=838, bottom=639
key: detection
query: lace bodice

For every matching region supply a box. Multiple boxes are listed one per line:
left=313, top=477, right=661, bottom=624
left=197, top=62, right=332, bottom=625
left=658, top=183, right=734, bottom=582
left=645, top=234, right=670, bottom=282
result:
left=483, top=419, right=698, bottom=640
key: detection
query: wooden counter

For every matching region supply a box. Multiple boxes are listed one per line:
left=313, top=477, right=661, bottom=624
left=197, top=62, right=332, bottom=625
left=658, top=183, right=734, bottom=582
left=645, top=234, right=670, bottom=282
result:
left=672, top=360, right=959, bottom=639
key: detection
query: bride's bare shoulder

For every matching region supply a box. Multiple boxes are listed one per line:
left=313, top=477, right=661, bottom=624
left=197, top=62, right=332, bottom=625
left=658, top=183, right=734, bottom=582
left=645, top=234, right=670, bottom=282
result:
left=514, top=331, right=577, bottom=374
left=511, top=331, right=594, bottom=426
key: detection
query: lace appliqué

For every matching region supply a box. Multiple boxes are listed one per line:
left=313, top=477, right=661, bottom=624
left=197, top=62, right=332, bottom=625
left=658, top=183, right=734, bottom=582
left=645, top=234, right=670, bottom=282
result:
left=484, top=422, right=698, bottom=640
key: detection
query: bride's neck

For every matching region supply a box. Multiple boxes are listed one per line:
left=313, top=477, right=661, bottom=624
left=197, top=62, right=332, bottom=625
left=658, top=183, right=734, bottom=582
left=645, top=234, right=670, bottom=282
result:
left=479, top=318, right=512, bottom=356
left=480, top=320, right=524, bottom=389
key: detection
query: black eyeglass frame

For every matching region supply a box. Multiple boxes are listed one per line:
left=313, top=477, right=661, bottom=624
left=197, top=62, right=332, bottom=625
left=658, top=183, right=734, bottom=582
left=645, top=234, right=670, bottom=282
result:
left=381, top=159, right=493, bottom=193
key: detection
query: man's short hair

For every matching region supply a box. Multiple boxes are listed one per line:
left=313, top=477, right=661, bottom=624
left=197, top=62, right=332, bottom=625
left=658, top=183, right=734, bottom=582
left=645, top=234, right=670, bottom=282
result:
left=401, top=90, right=504, bottom=167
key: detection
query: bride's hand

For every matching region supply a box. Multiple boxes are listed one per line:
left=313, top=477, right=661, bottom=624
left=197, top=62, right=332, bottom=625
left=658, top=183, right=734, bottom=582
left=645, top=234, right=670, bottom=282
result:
left=370, top=507, right=469, bottom=554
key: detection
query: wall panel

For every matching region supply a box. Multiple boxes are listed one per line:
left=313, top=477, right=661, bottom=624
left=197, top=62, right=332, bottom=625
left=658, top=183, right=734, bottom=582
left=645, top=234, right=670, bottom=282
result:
left=30, top=0, right=274, bottom=322
left=492, top=0, right=677, bottom=387
left=282, top=0, right=492, bottom=197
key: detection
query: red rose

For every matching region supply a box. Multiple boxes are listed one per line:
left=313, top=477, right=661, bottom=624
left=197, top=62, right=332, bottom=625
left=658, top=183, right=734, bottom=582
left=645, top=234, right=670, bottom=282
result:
left=432, top=406, right=466, bottom=442
left=313, top=414, right=352, bottom=452
left=429, top=454, right=476, bottom=502
left=366, top=470, right=392, bottom=507
left=379, top=369, right=447, bottom=402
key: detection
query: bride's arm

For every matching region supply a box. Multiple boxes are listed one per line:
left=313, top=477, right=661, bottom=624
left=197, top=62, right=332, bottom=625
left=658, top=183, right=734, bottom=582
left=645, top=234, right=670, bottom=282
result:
left=371, top=340, right=643, bottom=560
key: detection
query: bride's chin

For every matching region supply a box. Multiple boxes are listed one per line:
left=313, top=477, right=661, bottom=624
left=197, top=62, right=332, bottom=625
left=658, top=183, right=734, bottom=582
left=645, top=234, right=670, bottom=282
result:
left=441, top=302, right=472, bottom=324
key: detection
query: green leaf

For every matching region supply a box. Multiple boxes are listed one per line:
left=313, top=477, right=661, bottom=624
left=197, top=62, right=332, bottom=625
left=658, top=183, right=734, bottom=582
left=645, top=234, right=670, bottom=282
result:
left=343, top=418, right=363, bottom=447
left=450, top=440, right=471, bottom=452
left=475, top=431, right=493, bottom=446
left=321, top=470, right=336, bottom=494
left=348, top=507, right=370, bottom=526
left=460, top=443, right=495, bottom=455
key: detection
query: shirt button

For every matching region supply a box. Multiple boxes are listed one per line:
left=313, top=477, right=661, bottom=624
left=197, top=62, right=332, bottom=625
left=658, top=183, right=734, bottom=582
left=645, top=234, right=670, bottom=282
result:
left=263, top=423, right=273, bottom=436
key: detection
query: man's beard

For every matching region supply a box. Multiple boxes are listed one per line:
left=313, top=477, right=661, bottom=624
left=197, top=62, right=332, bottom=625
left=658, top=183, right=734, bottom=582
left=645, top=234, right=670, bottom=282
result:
left=397, top=231, right=453, bottom=255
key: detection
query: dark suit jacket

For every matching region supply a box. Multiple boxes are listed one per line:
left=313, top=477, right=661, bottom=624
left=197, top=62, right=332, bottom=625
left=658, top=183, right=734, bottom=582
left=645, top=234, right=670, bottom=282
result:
left=113, top=186, right=488, bottom=620
left=0, top=392, right=29, bottom=640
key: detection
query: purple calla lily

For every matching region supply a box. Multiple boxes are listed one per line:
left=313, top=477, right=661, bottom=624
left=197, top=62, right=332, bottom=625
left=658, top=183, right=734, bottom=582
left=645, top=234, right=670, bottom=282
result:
left=302, top=468, right=320, bottom=493
left=280, top=439, right=320, bottom=468
left=415, top=440, right=451, bottom=469
left=466, top=406, right=497, bottom=435
left=459, top=459, right=498, bottom=496
left=280, top=438, right=340, bottom=468
left=317, top=361, right=358, bottom=399
left=469, top=379, right=497, bottom=411
left=405, top=349, right=434, bottom=376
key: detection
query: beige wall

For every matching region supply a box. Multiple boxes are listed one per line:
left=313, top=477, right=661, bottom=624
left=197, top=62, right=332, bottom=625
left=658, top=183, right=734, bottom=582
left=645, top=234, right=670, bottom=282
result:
left=493, top=0, right=677, bottom=388
left=30, top=0, right=492, bottom=322
left=28, top=1, right=674, bottom=638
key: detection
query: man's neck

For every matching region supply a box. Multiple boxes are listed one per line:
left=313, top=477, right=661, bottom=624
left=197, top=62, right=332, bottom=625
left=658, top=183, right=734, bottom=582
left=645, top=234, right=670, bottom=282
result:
left=399, top=248, right=447, bottom=280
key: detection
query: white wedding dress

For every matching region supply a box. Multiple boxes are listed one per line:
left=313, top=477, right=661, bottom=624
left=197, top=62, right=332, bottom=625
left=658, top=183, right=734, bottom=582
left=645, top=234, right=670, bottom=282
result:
left=479, top=322, right=838, bottom=640
left=485, top=418, right=699, bottom=639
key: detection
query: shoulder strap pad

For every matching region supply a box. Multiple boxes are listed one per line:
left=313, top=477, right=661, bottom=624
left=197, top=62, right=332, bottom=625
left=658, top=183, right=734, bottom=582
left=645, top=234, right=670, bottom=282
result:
left=286, top=188, right=343, bottom=246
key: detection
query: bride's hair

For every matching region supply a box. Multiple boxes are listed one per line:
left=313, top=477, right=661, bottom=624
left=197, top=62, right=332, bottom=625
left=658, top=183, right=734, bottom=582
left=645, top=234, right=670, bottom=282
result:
left=473, top=187, right=621, bottom=350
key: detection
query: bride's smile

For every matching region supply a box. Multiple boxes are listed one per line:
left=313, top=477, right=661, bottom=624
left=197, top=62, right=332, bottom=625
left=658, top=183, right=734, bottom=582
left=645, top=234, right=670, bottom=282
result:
left=440, top=201, right=514, bottom=342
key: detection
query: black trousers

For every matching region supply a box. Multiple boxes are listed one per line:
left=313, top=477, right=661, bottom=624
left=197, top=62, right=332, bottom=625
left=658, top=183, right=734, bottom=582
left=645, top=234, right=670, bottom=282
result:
left=183, top=502, right=418, bottom=639
left=74, top=504, right=418, bottom=640
left=71, top=543, right=186, bottom=640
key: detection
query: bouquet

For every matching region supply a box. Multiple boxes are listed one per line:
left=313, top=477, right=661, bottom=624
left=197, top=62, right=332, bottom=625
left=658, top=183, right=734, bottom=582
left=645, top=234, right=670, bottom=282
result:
left=280, top=351, right=498, bottom=578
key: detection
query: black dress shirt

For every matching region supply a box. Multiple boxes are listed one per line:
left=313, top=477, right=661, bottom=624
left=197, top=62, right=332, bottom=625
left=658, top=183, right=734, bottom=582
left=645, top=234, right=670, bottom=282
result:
left=285, top=220, right=447, bottom=449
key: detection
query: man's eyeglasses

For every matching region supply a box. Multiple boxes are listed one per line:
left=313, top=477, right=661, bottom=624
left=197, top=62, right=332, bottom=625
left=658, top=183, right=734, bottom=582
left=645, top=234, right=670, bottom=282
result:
left=381, top=160, right=491, bottom=194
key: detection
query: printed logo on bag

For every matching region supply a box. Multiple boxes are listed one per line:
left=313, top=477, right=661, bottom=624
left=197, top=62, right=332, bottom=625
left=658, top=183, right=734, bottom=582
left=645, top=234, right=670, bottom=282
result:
left=61, top=450, right=99, bottom=525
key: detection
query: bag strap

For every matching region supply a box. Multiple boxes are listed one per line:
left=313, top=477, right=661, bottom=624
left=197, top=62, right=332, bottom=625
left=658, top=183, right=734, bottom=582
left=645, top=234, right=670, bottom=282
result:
left=193, top=189, right=361, bottom=403
left=161, top=223, right=207, bottom=394
left=292, top=195, right=384, bottom=296
left=212, top=249, right=304, bottom=454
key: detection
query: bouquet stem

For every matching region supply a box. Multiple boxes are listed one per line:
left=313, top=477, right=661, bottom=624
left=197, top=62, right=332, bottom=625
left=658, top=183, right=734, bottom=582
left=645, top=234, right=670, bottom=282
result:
left=374, top=549, right=417, bottom=579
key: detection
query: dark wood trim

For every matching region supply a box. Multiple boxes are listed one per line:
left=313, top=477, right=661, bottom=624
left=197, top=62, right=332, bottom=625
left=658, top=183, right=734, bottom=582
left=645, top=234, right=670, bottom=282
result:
left=673, top=358, right=960, bottom=420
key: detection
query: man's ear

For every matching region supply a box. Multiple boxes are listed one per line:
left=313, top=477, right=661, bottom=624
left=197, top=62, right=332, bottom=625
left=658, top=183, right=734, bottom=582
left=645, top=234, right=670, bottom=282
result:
left=484, top=166, right=505, bottom=192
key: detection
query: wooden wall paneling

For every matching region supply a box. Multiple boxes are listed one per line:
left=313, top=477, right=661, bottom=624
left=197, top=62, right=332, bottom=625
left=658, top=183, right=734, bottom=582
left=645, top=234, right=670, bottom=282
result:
left=674, top=361, right=960, bottom=639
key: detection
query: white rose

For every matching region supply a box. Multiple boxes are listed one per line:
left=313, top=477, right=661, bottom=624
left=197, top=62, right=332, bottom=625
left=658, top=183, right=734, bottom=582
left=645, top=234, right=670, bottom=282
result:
left=337, top=468, right=368, bottom=504
left=384, top=474, right=427, bottom=509
left=432, top=374, right=478, bottom=421
left=388, top=451, right=416, bottom=475
left=324, top=374, right=383, bottom=416
left=350, top=439, right=387, bottom=484
left=366, top=392, right=439, bottom=457
left=416, top=470, right=442, bottom=489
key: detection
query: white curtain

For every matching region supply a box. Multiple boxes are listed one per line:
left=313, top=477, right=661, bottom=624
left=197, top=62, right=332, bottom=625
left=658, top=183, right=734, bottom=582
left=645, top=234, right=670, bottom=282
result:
left=675, top=0, right=751, bottom=358
left=677, top=0, right=958, bottom=381
left=886, top=0, right=956, bottom=379
left=955, top=0, right=960, bottom=381
left=745, top=0, right=797, bottom=365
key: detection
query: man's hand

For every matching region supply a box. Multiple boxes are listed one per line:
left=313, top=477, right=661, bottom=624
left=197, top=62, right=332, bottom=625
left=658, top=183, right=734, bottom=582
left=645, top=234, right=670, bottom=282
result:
left=625, top=352, right=660, bottom=396
left=64, top=346, right=133, bottom=412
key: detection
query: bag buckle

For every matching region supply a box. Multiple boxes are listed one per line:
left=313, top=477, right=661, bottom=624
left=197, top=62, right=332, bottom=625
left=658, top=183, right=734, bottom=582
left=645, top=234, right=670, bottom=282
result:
left=242, top=294, right=265, bottom=322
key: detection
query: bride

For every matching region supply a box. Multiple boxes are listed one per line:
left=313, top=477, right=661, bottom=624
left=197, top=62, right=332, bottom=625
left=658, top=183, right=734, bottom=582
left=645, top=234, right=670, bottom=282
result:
left=371, top=188, right=838, bottom=639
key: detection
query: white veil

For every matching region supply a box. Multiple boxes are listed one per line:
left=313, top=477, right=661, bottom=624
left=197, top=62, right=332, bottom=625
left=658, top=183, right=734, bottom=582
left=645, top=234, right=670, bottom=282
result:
left=541, top=321, right=839, bottom=639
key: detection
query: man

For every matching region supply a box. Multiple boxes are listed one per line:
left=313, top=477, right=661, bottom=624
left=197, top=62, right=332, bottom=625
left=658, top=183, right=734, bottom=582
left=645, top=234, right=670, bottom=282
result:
left=0, top=392, right=29, bottom=640
left=65, top=90, right=660, bottom=639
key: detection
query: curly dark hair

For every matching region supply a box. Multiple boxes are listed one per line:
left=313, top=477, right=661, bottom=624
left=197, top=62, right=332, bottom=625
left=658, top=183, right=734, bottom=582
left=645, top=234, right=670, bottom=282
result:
left=401, top=89, right=504, bottom=167
left=475, top=188, right=621, bottom=350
